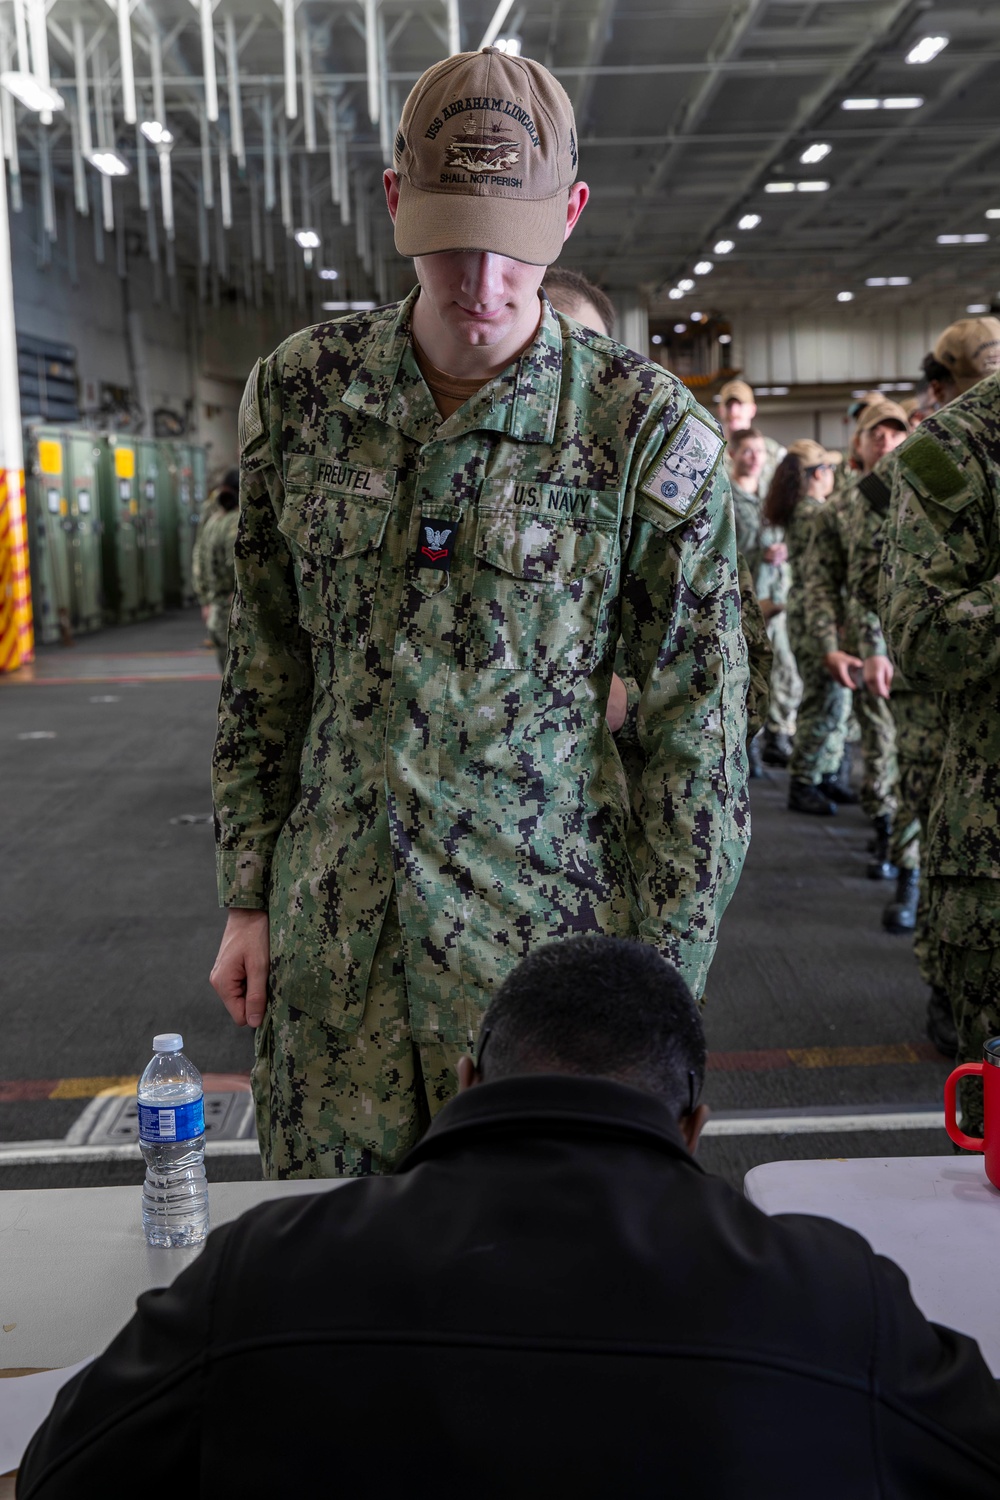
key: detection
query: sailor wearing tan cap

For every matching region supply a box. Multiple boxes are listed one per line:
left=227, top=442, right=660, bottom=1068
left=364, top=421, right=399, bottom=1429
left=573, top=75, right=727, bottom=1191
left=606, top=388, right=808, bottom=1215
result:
left=918, top=316, right=1000, bottom=419
left=718, top=379, right=786, bottom=495
left=210, top=47, right=749, bottom=1178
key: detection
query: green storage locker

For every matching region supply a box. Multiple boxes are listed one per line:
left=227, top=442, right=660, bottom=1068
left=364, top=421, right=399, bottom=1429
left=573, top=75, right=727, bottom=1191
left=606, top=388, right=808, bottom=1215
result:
left=62, top=430, right=103, bottom=634
left=98, top=436, right=143, bottom=623
left=25, top=428, right=70, bottom=646
left=25, top=427, right=104, bottom=644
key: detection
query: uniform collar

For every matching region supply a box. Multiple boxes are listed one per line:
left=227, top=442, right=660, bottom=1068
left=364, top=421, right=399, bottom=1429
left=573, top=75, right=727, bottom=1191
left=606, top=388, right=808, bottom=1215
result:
left=341, top=288, right=562, bottom=446
left=396, top=1073, right=703, bottom=1174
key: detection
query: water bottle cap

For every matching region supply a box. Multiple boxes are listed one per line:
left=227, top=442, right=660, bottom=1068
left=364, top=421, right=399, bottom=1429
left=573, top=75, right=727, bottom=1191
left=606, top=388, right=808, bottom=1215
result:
left=152, top=1032, right=184, bottom=1052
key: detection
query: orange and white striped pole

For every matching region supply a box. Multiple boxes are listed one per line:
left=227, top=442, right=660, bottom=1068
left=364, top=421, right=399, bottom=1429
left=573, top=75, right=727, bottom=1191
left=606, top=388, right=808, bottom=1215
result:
left=0, top=99, right=32, bottom=672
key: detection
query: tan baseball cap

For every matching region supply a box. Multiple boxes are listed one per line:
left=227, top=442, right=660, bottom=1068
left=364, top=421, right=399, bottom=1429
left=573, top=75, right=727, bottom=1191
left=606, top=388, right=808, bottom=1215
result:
left=392, top=48, right=578, bottom=265
left=786, top=439, right=833, bottom=468
left=933, top=317, right=1000, bottom=394
left=718, top=379, right=755, bottom=405
left=855, top=398, right=910, bottom=433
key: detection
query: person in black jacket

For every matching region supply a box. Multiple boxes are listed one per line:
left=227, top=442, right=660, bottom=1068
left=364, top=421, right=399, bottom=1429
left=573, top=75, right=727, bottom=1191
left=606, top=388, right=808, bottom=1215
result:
left=18, top=937, right=1000, bottom=1498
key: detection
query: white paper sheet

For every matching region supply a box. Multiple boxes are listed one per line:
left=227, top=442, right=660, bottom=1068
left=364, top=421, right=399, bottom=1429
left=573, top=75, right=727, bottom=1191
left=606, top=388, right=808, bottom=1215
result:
left=0, top=1359, right=95, bottom=1476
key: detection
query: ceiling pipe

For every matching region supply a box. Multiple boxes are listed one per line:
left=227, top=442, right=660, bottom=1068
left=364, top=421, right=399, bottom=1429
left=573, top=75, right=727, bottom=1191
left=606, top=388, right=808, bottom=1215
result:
left=262, top=93, right=275, bottom=209
left=446, top=0, right=461, bottom=55
left=282, top=0, right=297, bottom=118
left=364, top=0, right=379, bottom=124
left=219, top=125, right=232, bottom=226
left=198, top=0, right=218, bottom=121
left=278, top=114, right=292, bottom=228
left=158, top=145, right=174, bottom=239
left=300, top=20, right=315, bottom=149
left=11, top=0, right=29, bottom=74
left=136, top=123, right=150, bottom=209
left=326, top=96, right=341, bottom=205
left=199, top=104, right=214, bottom=208
left=224, top=16, right=245, bottom=167
left=26, top=0, right=53, bottom=122
left=479, top=0, right=516, bottom=50
left=116, top=0, right=137, bottom=123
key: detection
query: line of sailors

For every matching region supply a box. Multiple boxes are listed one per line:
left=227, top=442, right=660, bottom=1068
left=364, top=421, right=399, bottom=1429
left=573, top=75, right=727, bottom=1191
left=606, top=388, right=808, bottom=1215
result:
left=724, top=319, right=1000, bottom=1060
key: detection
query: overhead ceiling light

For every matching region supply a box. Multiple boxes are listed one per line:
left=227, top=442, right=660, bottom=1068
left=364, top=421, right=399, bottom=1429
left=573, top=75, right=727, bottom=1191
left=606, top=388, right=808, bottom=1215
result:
left=718, top=333, right=732, bottom=344
left=690, top=311, right=704, bottom=322
left=693, top=260, right=713, bottom=275
left=714, top=240, right=734, bottom=255
left=140, top=120, right=173, bottom=147
left=295, top=228, right=321, bottom=249
left=905, top=35, right=948, bottom=65
left=318, top=267, right=339, bottom=281
left=0, top=72, right=65, bottom=113
left=673, top=323, right=686, bottom=333
left=738, top=214, right=760, bottom=230
left=677, top=278, right=695, bottom=291
left=937, top=232, right=988, bottom=245
left=88, top=149, right=130, bottom=177
left=797, top=180, right=829, bottom=192
left=837, top=291, right=854, bottom=302
left=800, top=142, right=831, bottom=165
left=985, top=209, right=1000, bottom=219
left=651, top=334, right=663, bottom=345
left=967, top=303, right=990, bottom=314
left=668, top=288, right=684, bottom=300
left=765, top=182, right=796, bottom=193
left=867, top=276, right=911, bottom=286
left=322, top=300, right=377, bottom=311
left=493, top=37, right=522, bottom=55
left=842, top=96, right=923, bottom=110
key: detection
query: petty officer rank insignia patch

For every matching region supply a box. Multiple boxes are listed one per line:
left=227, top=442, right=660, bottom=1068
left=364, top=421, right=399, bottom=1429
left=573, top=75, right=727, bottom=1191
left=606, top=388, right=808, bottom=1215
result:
left=640, top=412, right=724, bottom=518
left=415, top=517, right=456, bottom=571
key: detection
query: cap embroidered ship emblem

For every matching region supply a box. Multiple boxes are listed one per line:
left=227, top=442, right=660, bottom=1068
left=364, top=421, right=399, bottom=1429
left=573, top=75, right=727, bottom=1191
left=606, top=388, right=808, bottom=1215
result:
left=445, top=121, right=521, bottom=174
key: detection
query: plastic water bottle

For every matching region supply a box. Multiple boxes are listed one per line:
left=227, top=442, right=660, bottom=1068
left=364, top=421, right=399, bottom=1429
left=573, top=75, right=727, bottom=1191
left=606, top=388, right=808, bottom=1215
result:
left=138, top=1033, right=210, bottom=1247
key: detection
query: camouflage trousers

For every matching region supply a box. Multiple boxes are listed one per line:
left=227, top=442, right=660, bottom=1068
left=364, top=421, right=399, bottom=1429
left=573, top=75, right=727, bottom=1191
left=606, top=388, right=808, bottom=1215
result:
left=251, top=900, right=465, bottom=1178
left=890, top=689, right=946, bottom=989
left=765, top=610, right=802, bottom=737
left=931, top=878, right=1000, bottom=1137
left=853, top=687, right=898, bottom=823
left=785, top=626, right=851, bottom=784
left=207, top=601, right=231, bottom=672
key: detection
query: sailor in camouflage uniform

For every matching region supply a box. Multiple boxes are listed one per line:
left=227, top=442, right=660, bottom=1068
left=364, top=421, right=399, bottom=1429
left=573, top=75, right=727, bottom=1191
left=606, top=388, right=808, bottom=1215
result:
left=193, top=486, right=239, bottom=670
left=882, top=345, right=1000, bottom=1129
left=799, top=402, right=909, bottom=866
left=210, top=46, right=749, bottom=1177
left=850, top=452, right=947, bottom=1037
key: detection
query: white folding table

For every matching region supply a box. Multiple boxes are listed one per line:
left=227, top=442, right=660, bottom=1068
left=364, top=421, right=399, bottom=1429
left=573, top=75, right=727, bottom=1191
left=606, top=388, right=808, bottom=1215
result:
left=745, top=1154, right=1000, bottom=1374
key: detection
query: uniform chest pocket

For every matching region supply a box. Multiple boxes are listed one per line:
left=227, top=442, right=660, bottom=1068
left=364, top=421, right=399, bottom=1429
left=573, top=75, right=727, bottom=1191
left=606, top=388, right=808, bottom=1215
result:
left=278, top=489, right=390, bottom=650
left=465, top=508, right=616, bottom=677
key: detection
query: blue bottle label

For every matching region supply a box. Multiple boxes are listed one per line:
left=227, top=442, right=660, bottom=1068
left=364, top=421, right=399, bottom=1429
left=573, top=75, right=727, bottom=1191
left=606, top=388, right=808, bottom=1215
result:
left=138, top=1098, right=205, bottom=1143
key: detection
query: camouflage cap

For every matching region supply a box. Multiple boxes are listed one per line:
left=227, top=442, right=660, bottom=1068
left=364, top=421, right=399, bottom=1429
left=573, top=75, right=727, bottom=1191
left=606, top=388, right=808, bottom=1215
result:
left=718, top=379, right=754, bottom=405
left=392, top=47, right=579, bottom=266
left=786, top=438, right=833, bottom=468
left=933, top=316, right=1000, bottom=394
left=855, top=397, right=910, bottom=433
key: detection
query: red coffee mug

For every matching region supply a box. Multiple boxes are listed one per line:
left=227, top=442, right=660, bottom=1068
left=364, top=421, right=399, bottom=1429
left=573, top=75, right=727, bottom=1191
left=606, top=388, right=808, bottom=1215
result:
left=944, top=1037, right=1000, bottom=1189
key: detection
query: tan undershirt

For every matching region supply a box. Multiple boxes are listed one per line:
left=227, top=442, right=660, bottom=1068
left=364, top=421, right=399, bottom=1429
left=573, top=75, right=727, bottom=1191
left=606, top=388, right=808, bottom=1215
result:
left=413, top=341, right=489, bottom=420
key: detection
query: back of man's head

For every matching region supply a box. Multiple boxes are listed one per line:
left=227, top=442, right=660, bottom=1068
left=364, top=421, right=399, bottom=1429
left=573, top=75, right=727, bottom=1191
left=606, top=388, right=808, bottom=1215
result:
left=542, top=267, right=616, bottom=338
left=477, top=935, right=705, bottom=1115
